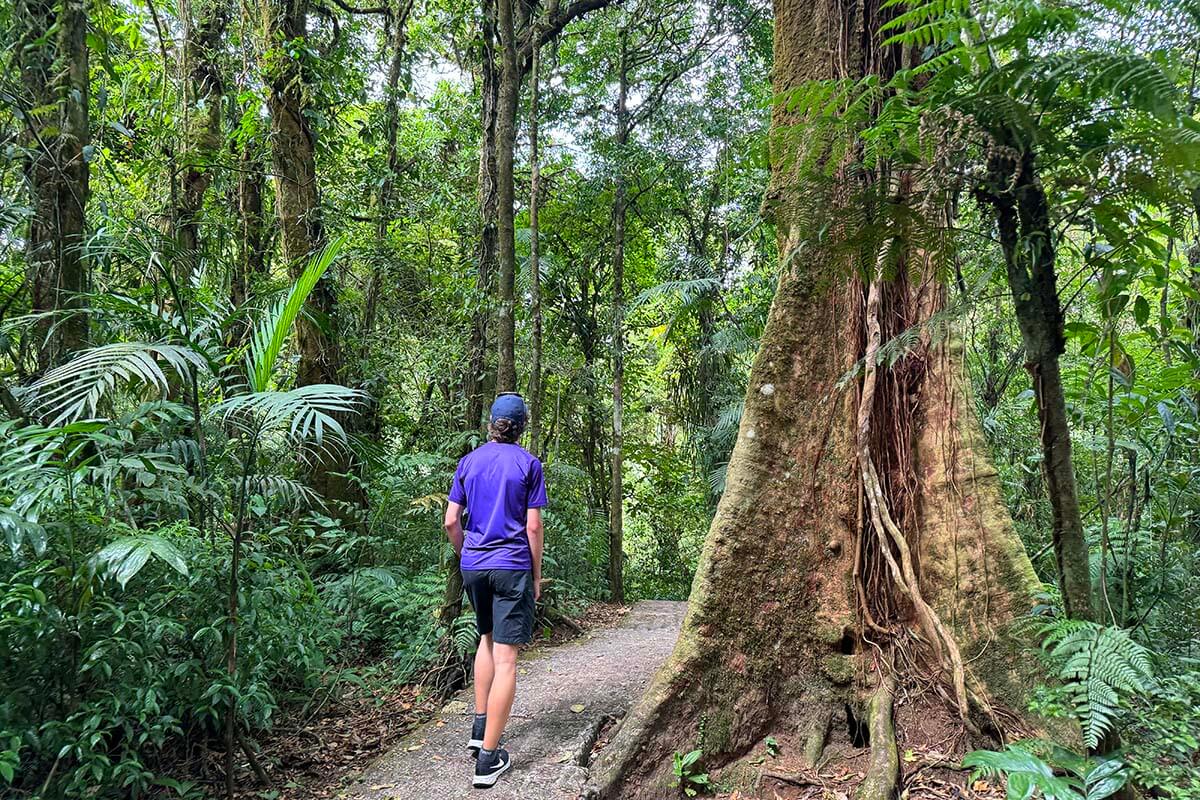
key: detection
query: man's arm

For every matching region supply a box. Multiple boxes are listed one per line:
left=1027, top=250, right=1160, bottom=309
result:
left=526, top=507, right=544, bottom=602
left=444, top=500, right=465, bottom=556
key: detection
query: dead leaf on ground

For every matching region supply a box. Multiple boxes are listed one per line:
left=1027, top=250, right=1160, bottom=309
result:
left=570, top=703, right=586, bottom=713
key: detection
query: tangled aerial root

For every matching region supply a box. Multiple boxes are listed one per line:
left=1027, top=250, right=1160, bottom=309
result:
left=855, top=235, right=973, bottom=727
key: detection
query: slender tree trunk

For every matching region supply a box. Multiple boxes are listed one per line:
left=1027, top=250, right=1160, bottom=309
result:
left=178, top=1, right=229, bottom=264
left=232, top=135, right=267, bottom=317
left=17, top=0, right=90, bottom=372
left=494, top=0, right=520, bottom=393
left=483, top=0, right=617, bottom=399
left=588, top=3, right=1043, bottom=795
left=527, top=23, right=544, bottom=457
left=978, top=146, right=1094, bottom=622
left=363, top=0, right=415, bottom=349
left=607, top=32, right=630, bottom=604
left=465, top=1, right=502, bottom=432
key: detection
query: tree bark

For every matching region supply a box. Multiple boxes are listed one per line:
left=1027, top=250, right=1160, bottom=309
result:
left=17, top=0, right=90, bottom=372
left=587, top=3, right=1043, bottom=795
left=978, top=145, right=1094, bottom=622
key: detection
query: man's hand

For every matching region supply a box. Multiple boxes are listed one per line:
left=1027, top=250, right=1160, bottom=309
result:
left=534, top=577, right=542, bottom=603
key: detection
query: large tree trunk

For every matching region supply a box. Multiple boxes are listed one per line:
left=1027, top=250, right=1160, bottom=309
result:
left=18, top=0, right=90, bottom=372
left=587, top=3, right=1042, bottom=797
left=494, top=0, right=520, bottom=393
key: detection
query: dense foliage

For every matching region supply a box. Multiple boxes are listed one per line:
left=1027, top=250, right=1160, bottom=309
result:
left=0, top=0, right=773, bottom=794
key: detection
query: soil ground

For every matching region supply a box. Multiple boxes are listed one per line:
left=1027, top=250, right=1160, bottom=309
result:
left=342, top=600, right=688, bottom=800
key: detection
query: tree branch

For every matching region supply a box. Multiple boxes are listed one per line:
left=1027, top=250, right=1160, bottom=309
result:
left=324, top=0, right=391, bottom=16
left=521, top=0, right=620, bottom=63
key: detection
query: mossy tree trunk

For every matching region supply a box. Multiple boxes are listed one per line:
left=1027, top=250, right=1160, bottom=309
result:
left=18, top=0, right=91, bottom=373
left=177, top=0, right=229, bottom=268
left=608, top=29, right=629, bottom=604
left=587, top=2, right=1043, bottom=797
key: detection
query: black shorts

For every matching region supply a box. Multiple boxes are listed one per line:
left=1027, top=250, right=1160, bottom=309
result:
left=462, top=568, right=535, bottom=645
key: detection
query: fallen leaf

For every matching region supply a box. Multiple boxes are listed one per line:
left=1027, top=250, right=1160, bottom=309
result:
left=369, top=785, right=393, bottom=791
left=570, top=704, right=586, bottom=713
left=406, top=743, right=423, bottom=752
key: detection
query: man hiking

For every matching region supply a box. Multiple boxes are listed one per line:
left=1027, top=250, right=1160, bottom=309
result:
left=443, top=393, right=547, bottom=789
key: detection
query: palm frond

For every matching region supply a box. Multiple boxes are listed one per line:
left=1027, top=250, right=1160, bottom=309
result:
left=247, top=237, right=346, bottom=392
left=212, top=384, right=366, bottom=451
left=26, top=343, right=209, bottom=426
left=253, top=475, right=324, bottom=510
left=93, top=533, right=190, bottom=589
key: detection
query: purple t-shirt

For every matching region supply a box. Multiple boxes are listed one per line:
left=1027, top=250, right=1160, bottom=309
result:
left=449, top=441, right=548, bottom=571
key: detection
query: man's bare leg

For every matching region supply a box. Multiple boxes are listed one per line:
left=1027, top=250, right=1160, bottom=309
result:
left=473, top=634, right=494, bottom=714
left=482, top=642, right=518, bottom=749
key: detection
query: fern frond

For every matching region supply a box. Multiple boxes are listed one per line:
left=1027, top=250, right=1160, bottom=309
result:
left=1040, top=620, right=1153, bottom=748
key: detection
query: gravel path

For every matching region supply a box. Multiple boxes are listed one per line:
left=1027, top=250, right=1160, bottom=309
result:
left=346, top=600, right=686, bottom=800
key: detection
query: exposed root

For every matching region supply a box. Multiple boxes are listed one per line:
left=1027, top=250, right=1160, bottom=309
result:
left=803, top=706, right=833, bottom=767
left=762, top=768, right=823, bottom=788
left=855, top=671, right=898, bottom=800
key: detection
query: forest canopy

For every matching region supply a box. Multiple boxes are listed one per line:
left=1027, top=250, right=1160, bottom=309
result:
left=2, top=0, right=1200, bottom=797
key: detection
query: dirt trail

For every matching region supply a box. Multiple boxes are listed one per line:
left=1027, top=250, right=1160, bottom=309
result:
left=347, top=600, right=687, bottom=800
